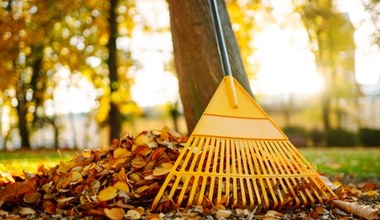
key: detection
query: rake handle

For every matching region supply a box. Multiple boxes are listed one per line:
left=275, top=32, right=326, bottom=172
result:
left=209, top=0, right=232, bottom=77
left=209, top=0, right=238, bottom=108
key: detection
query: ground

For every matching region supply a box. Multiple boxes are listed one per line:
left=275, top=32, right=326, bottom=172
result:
left=0, top=129, right=379, bottom=219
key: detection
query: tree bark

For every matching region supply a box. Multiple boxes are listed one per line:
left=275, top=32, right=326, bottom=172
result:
left=168, top=0, right=253, bottom=134
left=16, top=74, right=31, bottom=149
left=108, top=0, right=121, bottom=142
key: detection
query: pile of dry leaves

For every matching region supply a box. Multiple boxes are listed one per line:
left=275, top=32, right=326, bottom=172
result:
left=0, top=128, right=379, bottom=219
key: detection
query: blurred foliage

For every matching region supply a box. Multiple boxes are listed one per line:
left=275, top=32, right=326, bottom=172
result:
left=359, top=128, right=380, bottom=146
left=282, top=126, right=308, bottom=147
left=282, top=126, right=380, bottom=147
left=309, top=127, right=325, bottom=146
left=325, top=128, right=358, bottom=147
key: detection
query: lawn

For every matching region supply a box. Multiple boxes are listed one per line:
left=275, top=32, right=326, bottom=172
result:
left=0, top=149, right=77, bottom=176
left=0, top=147, right=379, bottom=180
left=300, top=147, right=380, bottom=180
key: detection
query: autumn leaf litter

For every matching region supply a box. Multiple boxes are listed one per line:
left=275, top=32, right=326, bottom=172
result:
left=0, top=128, right=379, bottom=220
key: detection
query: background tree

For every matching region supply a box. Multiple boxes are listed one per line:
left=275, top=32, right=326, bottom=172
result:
left=364, top=0, right=380, bottom=47
left=107, top=0, right=121, bottom=141
left=167, top=0, right=254, bottom=134
left=295, top=0, right=361, bottom=134
left=0, top=0, right=138, bottom=149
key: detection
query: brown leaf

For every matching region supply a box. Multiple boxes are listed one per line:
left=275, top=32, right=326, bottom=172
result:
left=133, top=145, right=152, bottom=157
left=115, top=199, right=134, bottom=209
left=310, top=206, right=325, bottom=219
left=87, top=209, right=105, bottom=216
left=146, top=213, right=161, bottom=220
left=151, top=147, right=166, bottom=160
left=23, top=191, right=41, bottom=204
left=112, top=157, right=128, bottom=168
left=0, top=181, right=34, bottom=207
left=134, top=185, right=150, bottom=197
left=360, top=181, right=377, bottom=192
left=333, top=199, right=379, bottom=220
left=44, top=205, right=56, bottom=214
left=118, top=167, right=127, bottom=181
left=104, top=207, right=125, bottom=220
left=131, top=157, right=146, bottom=170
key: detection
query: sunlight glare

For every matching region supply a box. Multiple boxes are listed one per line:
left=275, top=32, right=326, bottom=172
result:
left=130, top=52, right=178, bottom=107
left=252, top=24, right=323, bottom=95
left=53, top=67, right=97, bottom=115
left=356, top=54, right=380, bottom=85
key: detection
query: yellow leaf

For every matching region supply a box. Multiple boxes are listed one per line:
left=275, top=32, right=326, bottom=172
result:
left=113, top=181, right=130, bottom=193
left=97, top=186, right=117, bottom=201
left=70, top=171, right=83, bottom=183
left=113, top=147, right=130, bottom=158
left=135, top=134, right=151, bottom=146
left=104, top=207, right=125, bottom=220
left=153, top=163, right=172, bottom=176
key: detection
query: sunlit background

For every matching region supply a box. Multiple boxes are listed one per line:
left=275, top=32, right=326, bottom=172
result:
left=0, top=0, right=379, bottom=150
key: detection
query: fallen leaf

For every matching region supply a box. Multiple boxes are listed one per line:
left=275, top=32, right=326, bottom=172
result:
left=135, top=134, right=151, bottom=147
left=57, top=196, right=76, bottom=204
left=113, top=147, right=131, bottom=158
left=23, top=191, right=41, bottom=204
left=264, top=210, right=284, bottom=217
left=333, top=199, right=379, bottom=220
left=125, top=209, right=141, bottom=219
left=310, top=206, right=325, bottom=219
left=18, top=207, right=35, bottom=215
left=153, top=163, right=172, bottom=176
left=133, top=145, right=152, bottom=157
left=70, top=170, right=83, bottom=184
left=113, top=181, right=130, bottom=193
left=0, top=181, right=34, bottom=207
left=97, top=186, right=118, bottom=201
left=104, top=207, right=125, bottom=220
left=215, top=209, right=232, bottom=219
left=134, top=185, right=150, bottom=197
left=151, top=147, right=166, bottom=160
left=131, top=157, right=147, bottom=170
left=360, top=181, right=377, bottom=192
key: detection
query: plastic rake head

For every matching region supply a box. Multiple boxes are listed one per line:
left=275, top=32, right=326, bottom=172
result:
left=151, top=77, right=337, bottom=211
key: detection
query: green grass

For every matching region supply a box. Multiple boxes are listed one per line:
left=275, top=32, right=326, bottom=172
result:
left=0, top=147, right=379, bottom=180
left=0, top=149, right=77, bottom=176
left=300, top=147, right=380, bottom=179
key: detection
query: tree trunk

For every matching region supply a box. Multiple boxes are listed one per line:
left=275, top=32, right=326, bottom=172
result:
left=16, top=75, right=31, bottom=149
left=50, top=116, right=60, bottom=149
left=168, top=0, right=253, bottom=134
left=108, top=0, right=121, bottom=142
